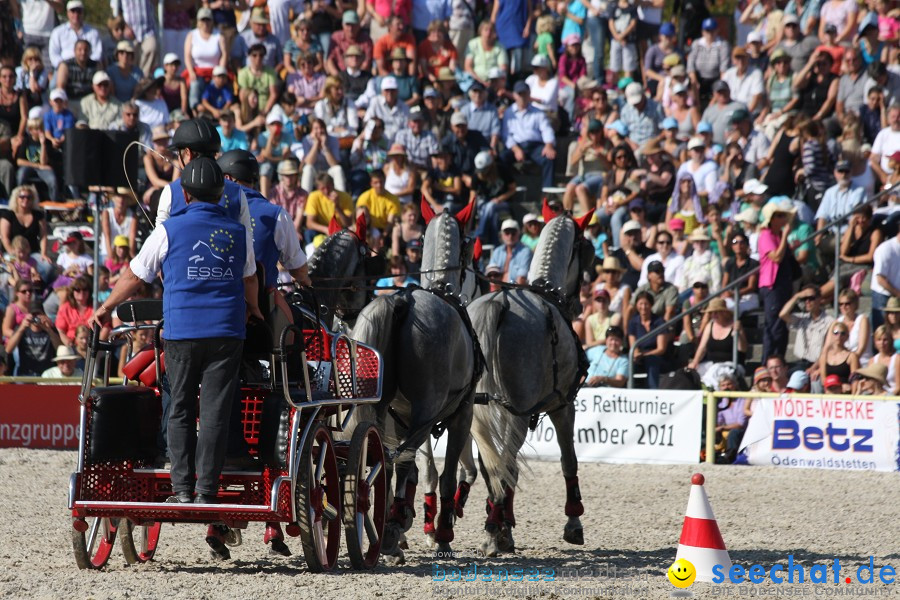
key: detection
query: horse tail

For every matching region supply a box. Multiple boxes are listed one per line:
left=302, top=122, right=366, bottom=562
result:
left=469, top=295, right=523, bottom=500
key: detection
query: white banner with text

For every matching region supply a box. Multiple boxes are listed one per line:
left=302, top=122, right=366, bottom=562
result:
left=431, top=388, right=703, bottom=464
left=741, top=396, right=900, bottom=471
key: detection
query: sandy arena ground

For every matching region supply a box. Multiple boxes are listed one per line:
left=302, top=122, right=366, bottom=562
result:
left=0, top=447, right=898, bottom=599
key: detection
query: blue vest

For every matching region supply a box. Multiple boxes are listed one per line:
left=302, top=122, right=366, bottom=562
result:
left=169, top=178, right=243, bottom=222
left=242, top=185, right=282, bottom=288
left=161, top=202, right=247, bottom=340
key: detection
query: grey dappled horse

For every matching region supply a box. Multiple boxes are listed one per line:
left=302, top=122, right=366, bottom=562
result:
left=350, top=202, right=484, bottom=561
left=467, top=204, right=594, bottom=557
left=307, top=214, right=381, bottom=329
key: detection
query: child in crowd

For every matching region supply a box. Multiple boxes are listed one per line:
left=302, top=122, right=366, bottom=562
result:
left=105, top=235, right=132, bottom=283
left=607, top=0, right=638, bottom=81
left=55, top=232, right=94, bottom=285
left=44, top=89, right=75, bottom=152
left=96, top=267, right=111, bottom=304
left=534, top=15, right=558, bottom=70
left=5, top=236, right=42, bottom=295
left=200, top=66, right=235, bottom=119
left=15, top=117, right=57, bottom=201
left=558, top=34, right=586, bottom=118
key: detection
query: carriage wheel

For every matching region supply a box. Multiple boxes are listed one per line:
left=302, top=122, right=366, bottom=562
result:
left=297, top=422, right=342, bottom=572
left=72, top=517, right=118, bottom=569
left=342, top=422, right=386, bottom=570
left=118, top=520, right=162, bottom=564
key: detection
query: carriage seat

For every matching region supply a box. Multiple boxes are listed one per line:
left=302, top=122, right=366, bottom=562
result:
left=256, top=387, right=331, bottom=469
left=87, top=385, right=160, bottom=464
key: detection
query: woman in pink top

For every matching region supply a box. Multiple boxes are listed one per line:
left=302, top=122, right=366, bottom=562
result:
left=758, top=201, right=796, bottom=361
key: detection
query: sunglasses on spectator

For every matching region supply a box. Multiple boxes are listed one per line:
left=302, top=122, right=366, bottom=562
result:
left=73, top=288, right=89, bottom=293
left=802, top=295, right=818, bottom=301
left=68, top=6, right=83, bottom=11
left=832, top=329, right=847, bottom=335
left=731, top=237, right=746, bottom=245
left=614, top=154, right=627, bottom=160
left=839, top=301, right=853, bottom=306
left=19, top=288, right=33, bottom=294
left=502, top=229, right=517, bottom=235
left=18, top=193, right=34, bottom=199
left=656, top=239, right=671, bottom=246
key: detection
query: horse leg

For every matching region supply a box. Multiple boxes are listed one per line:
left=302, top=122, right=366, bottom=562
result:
left=434, top=401, right=473, bottom=554
left=420, top=440, right=439, bottom=546
left=549, top=403, right=584, bottom=545
left=454, top=434, right=476, bottom=518
left=382, top=452, right=416, bottom=564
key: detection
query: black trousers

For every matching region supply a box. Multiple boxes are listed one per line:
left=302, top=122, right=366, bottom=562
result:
left=166, top=337, right=244, bottom=496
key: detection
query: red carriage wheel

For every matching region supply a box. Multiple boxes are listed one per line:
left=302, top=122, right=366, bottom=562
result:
left=72, top=517, right=118, bottom=569
left=342, top=422, right=386, bottom=570
left=118, top=520, right=162, bottom=563
left=297, top=422, right=342, bottom=572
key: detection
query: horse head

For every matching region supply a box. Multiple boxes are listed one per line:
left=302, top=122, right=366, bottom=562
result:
left=308, top=213, right=380, bottom=326
left=528, top=201, right=596, bottom=317
left=420, top=200, right=476, bottom=297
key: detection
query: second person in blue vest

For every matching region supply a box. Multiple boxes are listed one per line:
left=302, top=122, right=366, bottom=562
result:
left=92, top=157, right=263, bottom=561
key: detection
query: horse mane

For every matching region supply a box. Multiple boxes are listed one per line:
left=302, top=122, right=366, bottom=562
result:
left=421, top=211, right=460, bottom=293
left=527, top=215, right=575, bottom=290
left=308, top=229, right=361, bottom=280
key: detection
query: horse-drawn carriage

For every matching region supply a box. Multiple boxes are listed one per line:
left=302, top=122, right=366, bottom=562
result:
left=68, top=297, right=386, bottom=572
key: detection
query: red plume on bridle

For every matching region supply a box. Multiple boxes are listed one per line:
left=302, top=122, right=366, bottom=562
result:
left=328, top=216, right=342, bottom=235
left=473, top=237, right=483, bottom=262
left=420, top=199, right=436, bottom=224
left=541, top=198, right=556, bottom=224
left=354, top=213, right=367, bottom=242
left=454, top=201, right=475, bottom=226
left=574, top=209, right=595, bottom=231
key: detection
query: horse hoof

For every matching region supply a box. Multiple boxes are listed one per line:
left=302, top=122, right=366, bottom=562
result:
left=436, top=541, right=453, bottom=555
left=563, top=527, right=584, bottom=545
left=383, top=549, right=406, bottom=565
left=497, top=525, right=516, bottom=553
left=480, top=536, right=500, bottom=558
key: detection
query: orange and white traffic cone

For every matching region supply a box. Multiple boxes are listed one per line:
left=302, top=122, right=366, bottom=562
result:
left=675, top=473, right=731, bottom=582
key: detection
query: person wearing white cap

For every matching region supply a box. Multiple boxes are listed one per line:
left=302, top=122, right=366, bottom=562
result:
left=81, top=71, right=122, bottom=129
left=444, top=111, right=490, bottom=175
left=184, top=8, right=227, bottom=110
left=54, top=39, right=100, bottom=119
left=239, top=8, right=283, bottom=70
left=526, top=54, right=560, bottom=113
left=619, top=82, right=665, bottom=146
left=16, top=111, right=58, bottom=201
left=199, top=65, right=235, bottom=119
left=44, top=87, right=75, bottom=151
left=106, top=39, right=143, bottom=102
left=487, top=218, right=533, bottom=285
left=363, top=74, right=411, bottom=145
left=41, top=346, right=83, bottom=379
left=48, top=0, right=103, bottom=68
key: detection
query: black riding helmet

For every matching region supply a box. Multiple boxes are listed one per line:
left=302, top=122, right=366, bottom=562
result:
left=217, top=149, right=260, bottom=185
left=181, top=157, right=225, bottom=203
left=168, top=118, right=221, bottom=156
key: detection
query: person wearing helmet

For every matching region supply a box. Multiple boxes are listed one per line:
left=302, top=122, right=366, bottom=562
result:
left=91, top=157, right=262, bottom=561
left=469, top=149, right=516, bottom=245
left=217, top=149, right=309, bottom=557
left=154, top=120, right=254, bottom=246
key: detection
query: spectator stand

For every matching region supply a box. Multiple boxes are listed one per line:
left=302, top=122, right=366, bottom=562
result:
left=628, top=183, right=899, bottom=388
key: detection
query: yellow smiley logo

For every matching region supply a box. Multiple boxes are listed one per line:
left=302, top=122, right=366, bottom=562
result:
left=667, top=558, right=696, bottom=588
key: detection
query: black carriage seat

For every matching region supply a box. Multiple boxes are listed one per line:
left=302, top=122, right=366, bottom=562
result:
left=257, top=387, right=331, bottom=469
left=87, top=385, right=161, bottom=464
left=115, top=299, right=163, bottom=323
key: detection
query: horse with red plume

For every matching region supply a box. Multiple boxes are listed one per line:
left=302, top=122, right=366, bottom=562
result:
left=349, top=201, right=484, bottom=562
left=466, top=202, right=595, bottom=556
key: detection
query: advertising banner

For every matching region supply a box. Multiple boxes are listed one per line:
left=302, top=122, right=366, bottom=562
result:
left=742, top=396, right=900, bottom=471
left=0, top=385, right=80, bottom=449
left=433, top=387, right=703, bottom=464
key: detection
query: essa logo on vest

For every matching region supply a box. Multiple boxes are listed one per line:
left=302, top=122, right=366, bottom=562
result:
left=187, top=229, right=237, bottom=280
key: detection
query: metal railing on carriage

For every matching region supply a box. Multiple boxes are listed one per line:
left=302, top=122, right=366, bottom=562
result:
left=627, top=182, right=898, bottom=388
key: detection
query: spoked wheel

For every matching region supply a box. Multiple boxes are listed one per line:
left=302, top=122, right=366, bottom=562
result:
left=72, top=517, right=118, bottom=569
left=118, top=520, right=162, bottom=564
left=342, top=422, right=386, bottom=569
left=297, top=422, right=342, bottom=572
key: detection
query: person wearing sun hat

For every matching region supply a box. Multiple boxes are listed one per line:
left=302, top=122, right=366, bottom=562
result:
left=41, top=345, right=83, bottom=379
left=679, top=228, right=722, bottom=295
left=688, top=297, right=747, bottom=384
left=758, top=195, right=799, bottom=360
left=852, top=363, right=889, bottom=396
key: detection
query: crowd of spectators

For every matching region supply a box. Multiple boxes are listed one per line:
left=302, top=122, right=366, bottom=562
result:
left=0, top=0, right=898, bottom=403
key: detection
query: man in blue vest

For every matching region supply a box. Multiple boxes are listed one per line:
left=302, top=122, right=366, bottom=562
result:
left=217, top=149, right=310, bottom=557
left=92, top=157, right=262, bottom=561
